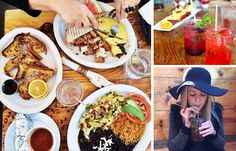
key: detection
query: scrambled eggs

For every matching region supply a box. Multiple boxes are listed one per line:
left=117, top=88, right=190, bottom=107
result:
left=79, top=91, right=125, bottom=139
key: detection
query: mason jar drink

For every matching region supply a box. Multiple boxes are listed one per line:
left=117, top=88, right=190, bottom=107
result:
left=190, top=117, right=204, bottom=142
left=205, top=28, right=234, bottom=65
left=184, top=19, right=205, bottom=56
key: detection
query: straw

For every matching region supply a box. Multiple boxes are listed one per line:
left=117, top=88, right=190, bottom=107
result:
left=193, top=14, right=197, bottom=22
left=215, top=4, right=218, bottom=31
left=73, top=96, right=86, bottom=106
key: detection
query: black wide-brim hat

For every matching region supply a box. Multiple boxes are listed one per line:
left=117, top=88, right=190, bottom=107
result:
left=169, top=67, right=228, bottom=100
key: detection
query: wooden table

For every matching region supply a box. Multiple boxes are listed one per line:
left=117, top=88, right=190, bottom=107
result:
left=154, top=4, right=236, bottom=65
left=154, top=67, right=236, bottom=151
left=1, top=4, right=151, bottom=151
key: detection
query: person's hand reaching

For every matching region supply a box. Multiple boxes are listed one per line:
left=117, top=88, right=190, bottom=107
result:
left=180, top=106, right=199, bottom=128
left=115, top=0, right=140, bottom=22
left=55, top=0, right=98, bottom=28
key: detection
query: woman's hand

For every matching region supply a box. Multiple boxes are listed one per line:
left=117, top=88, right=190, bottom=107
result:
left=55, top=0, right=98, bottom=28
left=199, top=120, right=216, bottom=137
left=115, top=0, right=140, bottom=21
left=180, top=106, right=199, bottom=128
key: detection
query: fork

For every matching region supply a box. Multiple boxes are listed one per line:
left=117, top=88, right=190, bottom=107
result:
left=109, top=6, right=135, bottom=36
left=61, top=57, right=114, bottom=88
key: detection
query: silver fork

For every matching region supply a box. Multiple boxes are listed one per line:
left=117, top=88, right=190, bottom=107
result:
left=110, top=23, right=119, bottom=36
left=108, top=6, right=135, bottom=36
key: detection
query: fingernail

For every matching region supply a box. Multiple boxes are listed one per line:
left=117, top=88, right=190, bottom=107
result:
left=93, top=24, right=98, bottom=29
left=94, top=25, right=98, bottom=29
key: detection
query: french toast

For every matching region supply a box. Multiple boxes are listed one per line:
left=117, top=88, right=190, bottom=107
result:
left=2, top=32, right=55, bottom=100
left=18, top=65, right=54, bottom=100
left=2, top=33, right=47, bottom=58
left=5, top=52, right=46, bottom=77
left=166, top=3, right=194, bottom=25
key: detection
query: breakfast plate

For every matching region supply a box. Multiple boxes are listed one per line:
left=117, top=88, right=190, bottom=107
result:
left=5, top=113, right=61, bottom=151
left=67, top=84, right=151, bottom=151
left=53, top=2, right=136, bottom=69
left=154, top=8, right=201, bottom=31
left=0, top=27, right=63, bottom=114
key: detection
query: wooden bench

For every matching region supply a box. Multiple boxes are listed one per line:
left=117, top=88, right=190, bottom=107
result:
left=154, top=67, right=236, bottom=151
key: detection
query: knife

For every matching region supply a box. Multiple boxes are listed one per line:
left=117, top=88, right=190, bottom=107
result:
left=95, top=28, right=123, bottom=39
left=61, top=57, right=113, bottom=88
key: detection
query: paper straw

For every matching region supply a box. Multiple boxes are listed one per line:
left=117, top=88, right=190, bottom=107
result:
left=194, top=14, right=197, bottom=22
left=215, top=4, right=218, bottom=31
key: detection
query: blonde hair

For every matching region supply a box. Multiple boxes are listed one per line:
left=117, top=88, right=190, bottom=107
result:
left=180, top=86, right=212, bottom=122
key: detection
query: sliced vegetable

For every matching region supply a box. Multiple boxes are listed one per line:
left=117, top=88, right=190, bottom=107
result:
left=126, top=98, right=140, bottom=108
left=124, top=94, right=151, bottom=123
left=122, top=104, right=145, bottom=121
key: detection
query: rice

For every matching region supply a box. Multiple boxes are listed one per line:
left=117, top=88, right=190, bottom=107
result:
left=110, top=113, right=145, bottom=145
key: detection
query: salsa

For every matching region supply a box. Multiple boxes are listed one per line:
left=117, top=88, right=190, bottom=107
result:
left=29, top=128, right=53, bottom=151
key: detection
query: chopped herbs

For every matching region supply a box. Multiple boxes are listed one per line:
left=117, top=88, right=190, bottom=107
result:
left=195, top=14, right=213, bottom=28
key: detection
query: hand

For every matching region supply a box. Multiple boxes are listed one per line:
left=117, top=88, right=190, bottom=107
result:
left=199, top=120, right=216, bottom=137
left=180, top=106, right=199, bottom=128
left=115, top=0, right=140, bottom=21
left=55, top=0, right=98, bottom=28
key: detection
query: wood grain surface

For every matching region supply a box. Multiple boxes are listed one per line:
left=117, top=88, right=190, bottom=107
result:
left=154, top=1, right=236, bottom=65
left=154, top=67, right=236, bottom=151
left=1, top=5, right=151, bottom=151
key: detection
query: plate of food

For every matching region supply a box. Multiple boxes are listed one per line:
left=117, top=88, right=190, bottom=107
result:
left=0, top=27, right=63, bottom=114
left=67, top=84, right=151, bottom=151
left=53, top=2, right=136, bottom=69
left=154, top=3, right=201, bottom=31
left=5, top=113, right=60, bottom=151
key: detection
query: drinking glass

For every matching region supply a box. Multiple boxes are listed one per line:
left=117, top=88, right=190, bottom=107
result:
left=56, top=79, right=83, bottom=106
left=221, top=6, right=236, bottom=39
left=190, top=117, right=204, bottom=142
left=154, top=0, right=164, bottom=11
left=205, top=28, right=234, bottom=65
left=125, top=49, right=151, bottom=79
left=184, top=19, right=205, bottom=56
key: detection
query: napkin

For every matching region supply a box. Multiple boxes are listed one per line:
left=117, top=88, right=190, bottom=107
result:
left=138, top=1, right=152, bottom=25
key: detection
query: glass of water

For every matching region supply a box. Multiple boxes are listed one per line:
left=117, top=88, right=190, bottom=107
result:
left=221, top=6, right=236, bottom=39
left=56, top=79, right=83, bottom=107
left=125, top=49, right=151, bottom=79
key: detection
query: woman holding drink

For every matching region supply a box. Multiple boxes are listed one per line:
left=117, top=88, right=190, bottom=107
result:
left=168, top=67, right=226, bottom=151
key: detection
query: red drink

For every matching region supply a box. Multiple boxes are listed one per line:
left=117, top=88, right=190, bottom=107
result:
left=184, top=19, right=205, bottom=56
left=205, top=28, right=234, bottom=65
left=200, top=0, right=210, bottom=10
left=200, top=0, right=210, bottom=4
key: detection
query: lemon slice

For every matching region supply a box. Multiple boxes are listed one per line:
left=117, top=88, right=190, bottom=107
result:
left=28, top=79, right=48, bottom=99
left=160, top=21, right=173, bottom=29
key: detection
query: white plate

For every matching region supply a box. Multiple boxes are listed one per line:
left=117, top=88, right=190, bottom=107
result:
left=53, top=2, right=136, bottom=69
left=5, top=112, right=61, bottom=151
left=154, top=8, right=201, bottom=31
left=67, top=84, right=151, bottom=151
left=0, top=27, right=63, bottom=114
